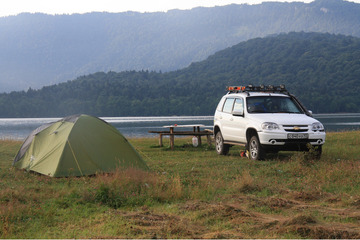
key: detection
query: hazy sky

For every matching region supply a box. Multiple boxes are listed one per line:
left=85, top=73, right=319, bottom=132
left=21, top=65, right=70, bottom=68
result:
left=1, top=0, right=359, bottom=17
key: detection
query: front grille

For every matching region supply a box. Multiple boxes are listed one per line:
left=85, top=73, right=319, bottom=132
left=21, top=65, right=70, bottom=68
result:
left=282, top=125, right=309, bottom=132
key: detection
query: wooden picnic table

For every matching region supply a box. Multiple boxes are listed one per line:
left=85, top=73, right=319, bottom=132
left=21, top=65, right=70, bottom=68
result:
left=148, top=124, right=213, bottom=150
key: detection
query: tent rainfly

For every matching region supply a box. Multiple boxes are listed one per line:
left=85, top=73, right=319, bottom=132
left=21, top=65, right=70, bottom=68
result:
left=13, top=114, right=148, bottom=177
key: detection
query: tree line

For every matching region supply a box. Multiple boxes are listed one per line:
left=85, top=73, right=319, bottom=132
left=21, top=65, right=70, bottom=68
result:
left=0, top=32, right=359, bottom=117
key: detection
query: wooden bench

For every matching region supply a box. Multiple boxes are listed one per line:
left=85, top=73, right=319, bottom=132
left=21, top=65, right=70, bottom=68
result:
left=148, top=124, right=213, bottom=149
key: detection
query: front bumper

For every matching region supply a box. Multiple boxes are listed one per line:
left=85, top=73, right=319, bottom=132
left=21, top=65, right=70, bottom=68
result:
left=258, top=130, right=325, bottom=150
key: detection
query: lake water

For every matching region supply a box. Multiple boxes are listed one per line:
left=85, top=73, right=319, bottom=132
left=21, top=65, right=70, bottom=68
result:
left=0, top=114, right=359, bottom=140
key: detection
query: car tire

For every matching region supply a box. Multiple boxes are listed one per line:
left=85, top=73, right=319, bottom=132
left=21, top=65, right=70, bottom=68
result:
left=215, top=131, right=230, bottom=155
left=248, top=135, right=266, bottom=160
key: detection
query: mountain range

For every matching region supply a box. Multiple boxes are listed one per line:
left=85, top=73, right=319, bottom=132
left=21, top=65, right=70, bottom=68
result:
left=1, top=0, right=360, bottom=92
left=1, top=32, right=359, bottom=117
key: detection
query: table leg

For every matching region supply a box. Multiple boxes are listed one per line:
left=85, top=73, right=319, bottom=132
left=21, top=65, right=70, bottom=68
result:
left=159, top=134, right=163, bottom=147
left=170, top=127, right=174, bottom=150
left=196, top=126, right=202, bottom=145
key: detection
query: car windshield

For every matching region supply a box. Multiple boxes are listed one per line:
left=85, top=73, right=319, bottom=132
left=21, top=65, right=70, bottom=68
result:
left=247, top=96, right=303, bottom=114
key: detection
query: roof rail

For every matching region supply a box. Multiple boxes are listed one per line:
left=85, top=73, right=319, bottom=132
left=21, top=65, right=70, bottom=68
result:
left=226, top=84, right=289, bottom=95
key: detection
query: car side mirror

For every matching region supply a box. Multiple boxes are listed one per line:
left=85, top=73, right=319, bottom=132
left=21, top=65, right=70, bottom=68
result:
left=307, top=110, right=313, bottom=117
left=232, top=109, right=244, bottom=116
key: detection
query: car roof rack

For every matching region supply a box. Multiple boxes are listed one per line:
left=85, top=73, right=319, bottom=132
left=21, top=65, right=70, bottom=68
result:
left=226, top=85, right=313, bottom=116
left=226, top=84, right=289, bottom=95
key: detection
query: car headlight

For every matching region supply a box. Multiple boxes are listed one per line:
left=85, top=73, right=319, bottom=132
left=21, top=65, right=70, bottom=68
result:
left=312, top=122, right=324, bottom=131
left=262, top=122, right=280, bottom=130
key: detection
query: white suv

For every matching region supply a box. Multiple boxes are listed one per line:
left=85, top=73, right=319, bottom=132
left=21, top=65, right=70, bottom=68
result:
left=214, top=85, right=326, bottom=160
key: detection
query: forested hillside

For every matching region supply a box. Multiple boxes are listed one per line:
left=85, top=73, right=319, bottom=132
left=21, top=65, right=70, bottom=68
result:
left=1, top=0, right=360, bottom=91
left=0, top=32, right=359, bottom=117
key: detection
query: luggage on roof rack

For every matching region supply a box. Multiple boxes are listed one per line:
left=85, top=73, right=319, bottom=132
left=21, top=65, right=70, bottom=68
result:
left=226, top=84, right=288, bottom=94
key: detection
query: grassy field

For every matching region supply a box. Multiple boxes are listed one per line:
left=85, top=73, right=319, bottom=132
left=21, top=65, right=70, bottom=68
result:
left=1, top=131, right=360, bottom=238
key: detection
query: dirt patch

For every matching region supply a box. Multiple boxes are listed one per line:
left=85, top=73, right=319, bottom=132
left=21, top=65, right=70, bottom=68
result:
left=326, top=197, right=342, bottom=203
left=265, top=197, right=296, bottom=210
left=121, top=210, right=174, bottom=227
left=289, top=190, right=327, bottom=202
left=113, top=195, right=360, bottom=239
left=348, top=214, right=360, bottom=221
left=245, top=195, right=297, bottom=212
left=351, top=198, right=360, bottom=208
left=290, top=225, right=360, bottom=239
left=160, top=218, right=205, bottom=238
left=201, top=230, right=244, bottom=239
left=180, top=200, right=208, bottom=212
left=117, top=209, right=204, bottom=238
left=197, top=203, right=253, bottom=220
left=283, top=214, right=317, bottom=226
left=222, top=204, right=253, bottom=218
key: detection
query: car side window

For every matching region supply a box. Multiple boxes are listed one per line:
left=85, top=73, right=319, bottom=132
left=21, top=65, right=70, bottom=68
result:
left=216, top=97, right=226, bottom=111
left=222, top=98, right=235, bottom=113
left=233, top=98, right=244, bottom=114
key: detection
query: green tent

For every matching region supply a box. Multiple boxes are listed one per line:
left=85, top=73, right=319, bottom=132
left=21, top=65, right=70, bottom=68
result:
left=13, top=114, right=148, bottom=177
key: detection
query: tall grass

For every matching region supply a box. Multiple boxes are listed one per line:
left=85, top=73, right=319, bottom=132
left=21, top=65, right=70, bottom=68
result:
left=82, top=168, right=183, bottom=208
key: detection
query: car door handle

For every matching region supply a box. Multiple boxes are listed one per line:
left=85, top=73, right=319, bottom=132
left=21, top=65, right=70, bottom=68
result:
left=230, top=118, right=234, bottom=121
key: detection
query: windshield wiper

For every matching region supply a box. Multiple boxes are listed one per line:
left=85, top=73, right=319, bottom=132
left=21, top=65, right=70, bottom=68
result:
left=249, top=110, right=267, bottom=113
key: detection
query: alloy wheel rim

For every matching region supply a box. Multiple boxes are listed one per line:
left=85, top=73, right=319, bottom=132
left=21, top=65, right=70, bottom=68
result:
left=250, top=140, right=258, bottom=159
left=216, top=135, right=222, bottom=152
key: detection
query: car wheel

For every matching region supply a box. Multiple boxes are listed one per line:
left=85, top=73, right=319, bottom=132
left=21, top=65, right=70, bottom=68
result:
left=248, top=135, right=266, bottom=160
left=215, top=131, right=229, bottom=155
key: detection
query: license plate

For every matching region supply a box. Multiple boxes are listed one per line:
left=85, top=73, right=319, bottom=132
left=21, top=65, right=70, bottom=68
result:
left=287, top=133, right=309, bottom=139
